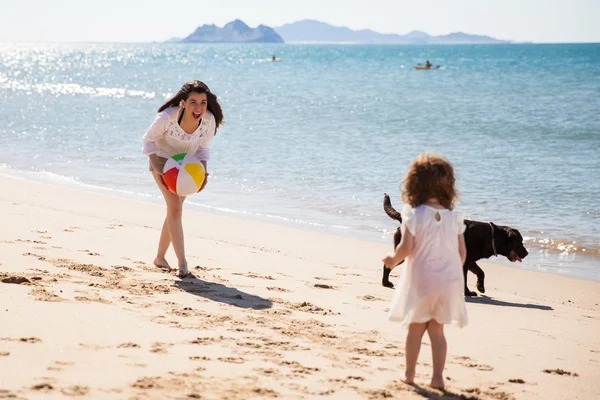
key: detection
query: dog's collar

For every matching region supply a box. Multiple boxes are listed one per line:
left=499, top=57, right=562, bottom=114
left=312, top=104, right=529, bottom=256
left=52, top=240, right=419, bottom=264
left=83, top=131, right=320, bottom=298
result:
left=489, top=222, right=497, bottom=257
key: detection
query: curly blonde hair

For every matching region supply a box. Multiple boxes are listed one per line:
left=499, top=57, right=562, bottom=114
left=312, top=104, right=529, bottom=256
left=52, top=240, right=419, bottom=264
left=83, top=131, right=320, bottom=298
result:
left=402, top=152, right=458, bottom=210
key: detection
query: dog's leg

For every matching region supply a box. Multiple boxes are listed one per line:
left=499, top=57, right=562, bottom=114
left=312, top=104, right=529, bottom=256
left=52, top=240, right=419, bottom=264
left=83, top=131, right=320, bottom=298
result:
left=382, top=265, right=394, bottom=288
left=468, top=262, right=485, bottom=294
left=463, top=263, right=477, bottom=297
left=382, top=227, right=403, bottom=288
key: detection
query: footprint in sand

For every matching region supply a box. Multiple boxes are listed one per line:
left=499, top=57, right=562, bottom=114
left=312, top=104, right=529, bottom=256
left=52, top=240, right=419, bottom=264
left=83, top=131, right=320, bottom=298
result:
left=266, top=287, right=290, bottom=292
left=75, top=295, right=111, bottom=304
left=465, top=362, right=494, bottom=371
left=232, top=272, right=275, bottom=280
left=314, top=283, right=336, bottom=289
left=127, top=363, right=147, bottom=368
left=78, top=343, right=108, bottom=350
left=23, top=252, right=46, bottom=261
left=194, top=266, right=221, bottom=271
left=117, top=342, right=141, bottom=349
left=61, top=385, right=89, bottom=396
left=217, top=356, right=245, bottom=364
left=359, top=295, right=386, bottom=301
left=1, top=275, right=31, bottom=284
left=16, top=239, right=47, bottom=244
left=150, top=342, right=172, bottom=354
left=47, top=361, right=74, bottom=372
left=543, top=368, right=579, bottom=376
left=274, top=299, right=339, bottom=315
left=32, top=383, right=54, bottom=392
left=78, top=250, right=101, bottom=256
left=0, top=337, right=42, bottom=344
left=31, top=288, right=63, bottom=302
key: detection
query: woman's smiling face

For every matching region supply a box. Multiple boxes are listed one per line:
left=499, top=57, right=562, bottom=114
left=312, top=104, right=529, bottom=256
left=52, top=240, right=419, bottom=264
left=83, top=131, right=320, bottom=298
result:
left=182, top=92, right=207, bottom=120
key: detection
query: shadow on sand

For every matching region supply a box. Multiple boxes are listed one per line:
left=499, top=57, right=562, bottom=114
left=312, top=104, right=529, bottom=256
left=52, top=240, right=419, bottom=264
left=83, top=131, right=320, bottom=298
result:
left=466, top=295, right=553, bottom=311
left=174, top=273, right=273, bottom=310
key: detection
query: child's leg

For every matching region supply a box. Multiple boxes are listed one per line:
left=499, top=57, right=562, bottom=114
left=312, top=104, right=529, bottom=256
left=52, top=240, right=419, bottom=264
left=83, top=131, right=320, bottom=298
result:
left=426, top=319, right=447, bottom=389
left=404, top=322, right=427, bottom=383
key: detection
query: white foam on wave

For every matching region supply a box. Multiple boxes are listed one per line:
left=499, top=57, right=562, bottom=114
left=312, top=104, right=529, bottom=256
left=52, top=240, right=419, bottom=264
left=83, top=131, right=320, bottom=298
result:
left=0, top=76, right=155, bottom=99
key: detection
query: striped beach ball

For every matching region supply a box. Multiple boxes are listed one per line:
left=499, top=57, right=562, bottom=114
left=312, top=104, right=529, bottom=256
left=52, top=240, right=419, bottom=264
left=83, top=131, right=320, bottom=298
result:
left=162, top=153, right=206, bottom=196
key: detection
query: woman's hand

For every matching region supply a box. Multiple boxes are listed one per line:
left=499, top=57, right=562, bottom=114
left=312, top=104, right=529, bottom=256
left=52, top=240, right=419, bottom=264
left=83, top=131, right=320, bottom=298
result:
left=197, top=172, right=209, bottom=192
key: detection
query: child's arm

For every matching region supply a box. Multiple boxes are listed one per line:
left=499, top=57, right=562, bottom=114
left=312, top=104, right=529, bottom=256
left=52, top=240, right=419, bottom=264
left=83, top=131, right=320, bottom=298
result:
left=458, top=234, right=467, bottom=265
left=382, top=224, right=414, bottom=268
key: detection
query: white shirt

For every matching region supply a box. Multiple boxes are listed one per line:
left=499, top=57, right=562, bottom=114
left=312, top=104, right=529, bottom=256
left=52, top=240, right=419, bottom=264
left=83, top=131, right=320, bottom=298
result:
left=142, top=106, right=216, bottom=161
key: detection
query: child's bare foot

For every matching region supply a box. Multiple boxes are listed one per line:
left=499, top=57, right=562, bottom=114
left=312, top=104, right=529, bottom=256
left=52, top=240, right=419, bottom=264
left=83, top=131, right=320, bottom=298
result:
left=153, top=256, right=171, bottom=270
left=177, top=264, right=189, bottom=279
left=429, top=377, right=445, bottom=390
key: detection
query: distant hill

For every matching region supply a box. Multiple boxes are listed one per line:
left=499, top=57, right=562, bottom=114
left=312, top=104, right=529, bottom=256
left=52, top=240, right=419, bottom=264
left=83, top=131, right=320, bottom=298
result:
left=178, top=20, right=283, bottom=43
left=275, top=20, right=508, bottom=44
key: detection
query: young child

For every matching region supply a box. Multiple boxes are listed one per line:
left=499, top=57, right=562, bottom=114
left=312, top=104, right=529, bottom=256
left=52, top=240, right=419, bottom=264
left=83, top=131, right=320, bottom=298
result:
left=382, top=152, right=467, bottom=389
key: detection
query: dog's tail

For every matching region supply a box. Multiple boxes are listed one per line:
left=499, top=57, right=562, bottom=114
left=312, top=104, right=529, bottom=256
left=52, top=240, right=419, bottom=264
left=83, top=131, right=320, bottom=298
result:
left=383, top=193, right=402, bottom=222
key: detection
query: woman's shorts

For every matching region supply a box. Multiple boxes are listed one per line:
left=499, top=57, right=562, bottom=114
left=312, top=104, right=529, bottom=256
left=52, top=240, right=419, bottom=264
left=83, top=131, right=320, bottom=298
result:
left=149, top=156, right=168, bottom=172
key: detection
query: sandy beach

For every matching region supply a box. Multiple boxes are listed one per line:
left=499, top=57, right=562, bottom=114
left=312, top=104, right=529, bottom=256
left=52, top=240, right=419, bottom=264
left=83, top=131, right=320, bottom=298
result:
left=0, top=173, right=599, bottom=400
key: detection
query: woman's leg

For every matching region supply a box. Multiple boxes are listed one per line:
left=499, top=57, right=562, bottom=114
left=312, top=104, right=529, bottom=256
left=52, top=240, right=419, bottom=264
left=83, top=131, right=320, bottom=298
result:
left=151, top=171, right=188, bottom=277
left=426, top=319, right=447, bottom=389
left=404, top=322, right=427, bottom=384
left=154, top=196, right=187, bottom=270
left=154, top=218, right=172, bottom=269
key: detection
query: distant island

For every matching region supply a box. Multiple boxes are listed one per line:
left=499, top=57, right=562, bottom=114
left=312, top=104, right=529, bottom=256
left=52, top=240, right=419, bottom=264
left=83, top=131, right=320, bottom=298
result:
left=175, top=20, right=283, bottom=43
left=274, top=19, right=509, bottom=44
left=168, top=19, right=509, bottom=45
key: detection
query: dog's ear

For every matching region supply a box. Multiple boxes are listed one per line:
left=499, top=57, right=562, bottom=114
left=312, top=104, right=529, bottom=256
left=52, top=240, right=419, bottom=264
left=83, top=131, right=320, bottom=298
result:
left=508, top=229, right=523, bottom=242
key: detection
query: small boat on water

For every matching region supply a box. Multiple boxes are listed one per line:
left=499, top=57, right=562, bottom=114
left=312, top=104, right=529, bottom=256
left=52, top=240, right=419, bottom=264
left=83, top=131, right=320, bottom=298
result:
left=414, top=65, right=441, bottom=70
left=270, top=57, right=283, bottom=62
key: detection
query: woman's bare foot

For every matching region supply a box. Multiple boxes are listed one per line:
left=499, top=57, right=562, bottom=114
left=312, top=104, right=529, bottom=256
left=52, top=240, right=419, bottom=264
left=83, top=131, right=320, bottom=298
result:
left=429, top=377, right=445, bottom=390
left=153, top=256, right=172, bottom=270
left=177, top=264, right=189, bottom=278
left=402, top=372, right=415, bottom=385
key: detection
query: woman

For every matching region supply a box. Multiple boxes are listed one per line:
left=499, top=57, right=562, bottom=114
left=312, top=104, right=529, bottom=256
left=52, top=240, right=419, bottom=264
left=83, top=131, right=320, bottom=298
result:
left=142, top=80, right=224, bottom=278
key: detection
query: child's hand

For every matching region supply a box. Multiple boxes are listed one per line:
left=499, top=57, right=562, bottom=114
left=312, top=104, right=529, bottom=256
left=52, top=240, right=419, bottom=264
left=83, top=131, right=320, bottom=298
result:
left=382, top=256, right=396, bottom=269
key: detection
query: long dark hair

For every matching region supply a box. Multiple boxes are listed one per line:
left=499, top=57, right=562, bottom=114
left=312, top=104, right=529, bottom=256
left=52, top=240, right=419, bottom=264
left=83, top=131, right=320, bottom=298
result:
left=157, top=80, right=224, bottom=129
left=402, top=152, right=458, bottom=210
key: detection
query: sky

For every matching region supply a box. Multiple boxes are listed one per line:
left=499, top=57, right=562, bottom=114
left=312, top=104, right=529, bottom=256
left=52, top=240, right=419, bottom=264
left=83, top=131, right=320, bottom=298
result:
left=1, top=0, right=598, bottom=43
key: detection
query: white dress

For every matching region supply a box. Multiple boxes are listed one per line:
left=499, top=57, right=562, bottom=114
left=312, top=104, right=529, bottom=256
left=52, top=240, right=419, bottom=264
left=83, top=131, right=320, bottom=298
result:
left=389, top=204, right=468, bottom=328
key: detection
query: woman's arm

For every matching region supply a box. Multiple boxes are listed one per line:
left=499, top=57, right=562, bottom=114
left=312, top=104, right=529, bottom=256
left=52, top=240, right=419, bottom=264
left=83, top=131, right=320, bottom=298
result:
left=142, top=112, right=169, bottom=157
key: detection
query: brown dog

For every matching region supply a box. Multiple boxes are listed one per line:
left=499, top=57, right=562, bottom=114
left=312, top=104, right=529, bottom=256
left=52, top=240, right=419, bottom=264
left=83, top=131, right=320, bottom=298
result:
left=382, top=194, right=529, bottom=296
